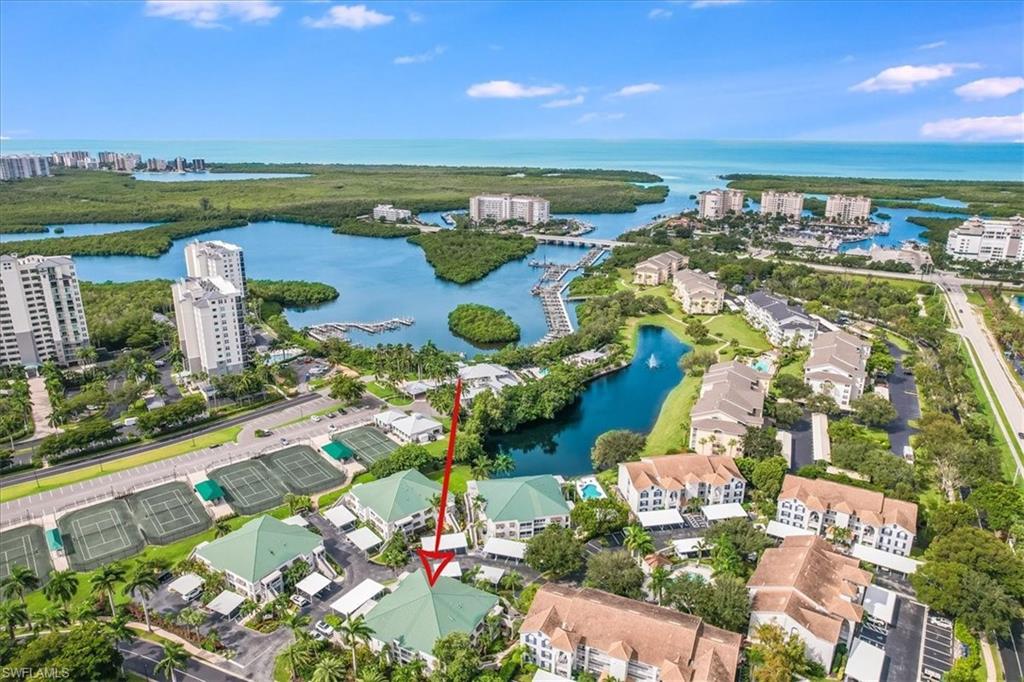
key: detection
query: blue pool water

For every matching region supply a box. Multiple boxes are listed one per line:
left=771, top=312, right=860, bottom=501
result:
left=580, top=484, right=603, bottom=500
left=753, top=360, right=770, bottom=373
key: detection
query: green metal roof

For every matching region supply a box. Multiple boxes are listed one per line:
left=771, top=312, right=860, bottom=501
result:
left=45, top=528, right=63, bottom=551
left=350, top=469, right=440, bottom=523
left=194, top=516, right=321, bottom=583
left=365, top=571, right=498, bottom=656
left=474, top=475, right=570, bottom=523
left=322, top=441, right=354, bottom=461
left=194, top=479, right=224, bottom=501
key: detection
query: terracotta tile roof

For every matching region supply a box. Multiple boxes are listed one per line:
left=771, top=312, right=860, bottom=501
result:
left=748, top=536, right=871, bottom=644
left=622, top=454, right=746, bottom=491
left=779, top=475, right=918, bottom=531
left=522, top=585, right=742, bottom=682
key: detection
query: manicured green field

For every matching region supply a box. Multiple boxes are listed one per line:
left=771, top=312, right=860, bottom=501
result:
left=705, top=314, right=771, bottom=351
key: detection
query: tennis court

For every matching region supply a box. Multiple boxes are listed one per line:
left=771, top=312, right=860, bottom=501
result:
left=58, top=500, right=145, bottom=572
left=130, top=482, right=212, bottom=545
left=333, top=426, right=398, bottom=465
left=0, top=525, right=53, bottom=584
left=209, top=460, right=287, bottom=515
left=261, top=445, right=345, bottom=495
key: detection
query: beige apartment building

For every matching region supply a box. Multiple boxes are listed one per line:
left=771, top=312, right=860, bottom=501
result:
left=804, top=330, right=871, bottom=409
left=698, top=188, right=745, bottom=220
left=632, top=251, right=687, bottom=286
left=824, top=194, right=872, bottom=223
left=172, top=276, right=246, bottom=377
left=673, top=269, right=725, bottom=314
left=469, top=193, right=550, bottom=225
left=760, top=190, right=805, bottom=219
left=618, top=454, right=747, bottom=514
left=689, top=361, right=769, bottom=457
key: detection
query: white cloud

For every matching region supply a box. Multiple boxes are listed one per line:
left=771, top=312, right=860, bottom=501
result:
left=954, top=76, right=1024, bottom=101
left=575, top=112, right=625, bottom=124
left=394, top=45, right=446, bottom=65
left=917, top=40, right=947, bottom=50
left=690, top=0, right=744, bottom=8
left=466, top=81, right=563, bottom=99
left=144, top=1, right=281, bottom=28
left=610, top=82, right=663, bottom=97
left=920, top=113, right=1023, bottom=141
left=850, top=63, right=979, bottom=93
left=303, top=4, right=393, bottom=29
left=649, top=8, right=673, bottom=19
left=542, top=95, right=585, bottom=108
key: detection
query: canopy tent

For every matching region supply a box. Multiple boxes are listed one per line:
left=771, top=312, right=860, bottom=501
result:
left=482, top=537, right=527, bottom=561
left=45, top=528, right=63, bottom=551
left=330, top=578, right=387, bottom=617
left=207, top=590, right=245, bottom=618
left=322, top=441, right=354, bottom=461
left=440, top=561, right=462, bottom=578
left=324, top=505, right=356, bottom=529
left=168, top=573, right=204, bottom=598
left=281, top=515, right=310, bottom=527
left=863, top=585, right=898, bottom=624
left=637, top=509, right=684, bottom=529
left=419, top=532, right=468, bottom=553
left=672, top=537, right=707, bottom=557
left=845, top=639, right=886, bottom=682
left=295, top=571, right=332, bottom=598
left=765, top=520, right=816, bottom=539
left=194, top=479, right=224, bottom=502
left=346, top=527, right=383, bottom=553
left=851, top=543, right=921, bottom=575
left=476, top=565, right=505, bottom=585
left=701, top=503, right=748, bottom=522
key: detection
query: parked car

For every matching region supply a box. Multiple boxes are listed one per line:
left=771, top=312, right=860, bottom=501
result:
left=326, top=412, right=338, bottom=418
left=328, top=423, right=336, bottom=431
left=123, top=417, right=139, bottom=427
left=310, top=415, right=322, bottom=423
left=290, top=594, right=310, bottom=608
left=310, top=630, right=327, bottom=641
left=280, top=437, right=289, bottom=445
left=315, top=620, right=334, bottom=637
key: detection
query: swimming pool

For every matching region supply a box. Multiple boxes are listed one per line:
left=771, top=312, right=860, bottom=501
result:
left=753, top=360, right=770, bottom=373
left=580, top=483, right=603, bottom=500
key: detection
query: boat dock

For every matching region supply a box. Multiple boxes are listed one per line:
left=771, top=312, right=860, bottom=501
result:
left=529, top=248, right=607, bottom=344
left=306, top=317, right=414, bottom=341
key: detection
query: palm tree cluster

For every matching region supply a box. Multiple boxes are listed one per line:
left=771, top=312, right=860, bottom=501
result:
left=371, top=341, right=458, bottom=387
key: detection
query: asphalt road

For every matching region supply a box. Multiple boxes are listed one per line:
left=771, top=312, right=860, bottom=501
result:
left=1000, top=621, right=1024, bottom=682
left=884, top=342, right=920, bottom=457
left=120, top=639, right=246, bottom=682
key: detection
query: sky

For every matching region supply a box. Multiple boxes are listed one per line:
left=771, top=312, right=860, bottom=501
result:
left=1, top=0, right=1022, bottom=141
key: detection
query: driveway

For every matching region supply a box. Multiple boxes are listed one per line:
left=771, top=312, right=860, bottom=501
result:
left=120, top=639, right=246, bottom=682
left=880, top=597, right=926, bottom=682
left=788, top=415, right=814, bottom=470
left=884, top=342, right=920, bottom=457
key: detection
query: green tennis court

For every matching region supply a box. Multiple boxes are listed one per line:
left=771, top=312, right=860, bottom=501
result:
left=209, top=460, right=287, bottom=515
left=58, top=500, right=146, bottom=572
left=130, top=482, right=212, bottom=545
left=261, top=445, right=345, bottom=495
left=0, top=524, right=53, bottom=584
left=333, top=426, right=398, bottom=465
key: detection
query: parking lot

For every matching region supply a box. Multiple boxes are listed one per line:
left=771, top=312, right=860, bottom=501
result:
left=871, top=596, right=926, bottom=682
left=920, top=612, right=954, bottom=679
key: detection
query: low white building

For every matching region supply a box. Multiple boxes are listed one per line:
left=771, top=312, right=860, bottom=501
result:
left=372, top=204, right=413, bottom=222
left=804, top=330, right=871, bottom=409
left=775, top=475, right=918, bottom=556
left=618, top=453, right=746, bottom=514
left=343, top=469, right=441, bottom=540
left=467, top=475, right=570, bottom=540
left=458, top=362, right=523, bottom=402
left=373, top=409, right=443, bottom=444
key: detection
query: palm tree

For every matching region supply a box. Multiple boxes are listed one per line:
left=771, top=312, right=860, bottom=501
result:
left=470, top=456, right=491, bottom=481
left=356, top=668, right=387, bottom=682
left=124, top=568, right=159, bottom=631
left=39, top=604, right=69, bottom=632
left=623, top=525, right=654, bottom=559
left=339, top=615, right=374, bottom=676
left=499, top=571, right=523, bottom=596
left=491, top=453, right=516, bottom=476
left=212, top=519, right=233, bottom=538
left=42, top=569, right=79, bottom=607
left=177, top=607, right=205, bottom=638
left=90, top=563, right=127, bottom=615
left=72, top=602, right=97, bottom=624
left=281, top=610, right=310, bottom=639
left=2, top=565, right=38, bottom=629
left=282, top=638, right=316, bottom=681
left=155, top=642, right=188, bottom=682
left=106, top=611, right=134, bottom=646
left=0, top=600, right=28, bottom=638
left=311, top=654, right=347, bottom=682
left=649, top=566, right=672, bottom=605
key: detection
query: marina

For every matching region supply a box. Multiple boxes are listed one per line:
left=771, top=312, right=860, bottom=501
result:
left=305, top=317, right=414, bottom=341
left=530, top=247, right=607, bottom=343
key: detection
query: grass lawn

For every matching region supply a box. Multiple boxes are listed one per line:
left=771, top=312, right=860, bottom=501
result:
left=644, top=373, right=701, bottom=455
left=705, top=314, right=771, bottom=352
left=962, top=344, right=1024, bottom=489
left=427, top=464, right=472, bottom=494
left=839, top=273, right=934, bottom=294
left=0, top=425, right=243, bottom=503
left=316, top=472, right=376, bottom=508
left=23, top=504, right=290, bottom=614
left=366, top=381, right=411, bottom=405
left=269, top=402, right=346, bottom=429
left=777, top=351, right=808, bottom=378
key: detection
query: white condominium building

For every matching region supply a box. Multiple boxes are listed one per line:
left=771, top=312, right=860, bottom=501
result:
left=0, top=255, right=90, bottom=368
left=698, top=188, right=745, bottom=219
left=184, top=240, right=247, bottom=296
left=372, top=204, right=413, bottom=222
left=945, top=215, right=1023, bottom=263
left=824, top=194, right=872, bottom=223
left=804, top=330, right=871, bottom=409
left=521, top=584, right=742, bottom=682
left=760, top=190, right=805, bottom=219
left=470, top=194, right=550, bottom=225
left=618, top=454, right=746, bottom=514
left=172, top=276, right=246, bottom=376
left=743, top=290, right=819, bottom=348
left=775, top=475, right=918, bottom=556
left=0, top=155, right=51, bottom=181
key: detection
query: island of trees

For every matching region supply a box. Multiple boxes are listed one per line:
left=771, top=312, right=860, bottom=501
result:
left=447, top=304, right=521, bottom=344
left=409, top=231, right=537, bottom=283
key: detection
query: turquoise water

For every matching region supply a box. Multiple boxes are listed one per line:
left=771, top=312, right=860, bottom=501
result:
left=3, top=222, right=160, bottom=242
left=489, top=325, right=688, bottom=476
left=839, top=205, right=965, bottom=251
left=133, top=171, right=308, bottom=182
left=580, top=483, right=603, bottom=500
left=1016, top=296, right=1024, bottom=313
left=69, top=220, right=587, bottom=355
left=753, top=360, right=770, bottom=373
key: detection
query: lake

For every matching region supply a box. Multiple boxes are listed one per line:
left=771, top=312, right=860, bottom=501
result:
left=488, top=325, right=688, bottom=476
left=4, top=222, right=160, bottom=242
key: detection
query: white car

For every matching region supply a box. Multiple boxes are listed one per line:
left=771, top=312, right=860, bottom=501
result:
left=328, top=423, right=336, bottom=431
left=314, top=620, right=334, bottom=637
left=310, top=415, right=322, bottom=423
left=290, top=594, right=309, bottom=608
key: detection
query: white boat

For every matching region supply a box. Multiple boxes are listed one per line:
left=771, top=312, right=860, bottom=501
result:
left=647, top=354, right=659, bottom=369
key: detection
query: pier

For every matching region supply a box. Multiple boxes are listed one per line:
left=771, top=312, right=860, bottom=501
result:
left=528, top=247, right=607, bottom=344
left=525, top=233, right=631, bottom=249
left=306, top=317, right=414, bottom=341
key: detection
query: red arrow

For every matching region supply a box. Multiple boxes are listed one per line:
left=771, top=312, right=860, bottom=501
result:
left=416, top=378, right=463, bottom=587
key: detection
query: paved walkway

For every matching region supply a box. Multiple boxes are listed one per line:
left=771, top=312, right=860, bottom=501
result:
left=26, top=375, right=61, bottom=438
